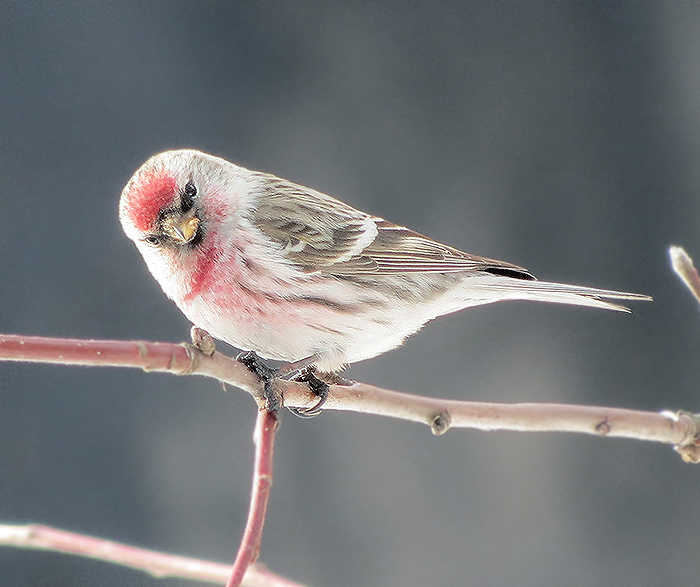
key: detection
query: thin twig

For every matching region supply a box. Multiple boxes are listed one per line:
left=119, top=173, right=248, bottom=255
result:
left=670, top=245, right=700, bottom=303
left=227, top=409, right=279, bottom=587
left=0, top=333, right=261, bottom=395
left=1, top=333, right=699, bottom=460
left=0, top=524, right=304, bottom=587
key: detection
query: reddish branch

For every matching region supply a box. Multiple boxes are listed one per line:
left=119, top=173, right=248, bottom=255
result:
left=1, top=333, right=699, bottom=460
left=0, top=334, right=697, bottom=450
left=227, top=409, right=278, bottom=587
left=1, top=324, right=700, bottom=584
left=0, top=523, right=302, bottom=587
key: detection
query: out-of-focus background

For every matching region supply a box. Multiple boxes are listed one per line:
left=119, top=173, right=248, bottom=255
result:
left=1, top=2, right=699, bottom=586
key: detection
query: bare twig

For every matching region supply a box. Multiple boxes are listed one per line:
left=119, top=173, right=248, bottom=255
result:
left=0, top=523, right=304, bottom=587
left=0, top=333, right=262, bottom=398
left=227, top=409, right=279, bottom=587
left=1, top=333, right=699, bottom=460
left=670, top=245, right=700, bottom=303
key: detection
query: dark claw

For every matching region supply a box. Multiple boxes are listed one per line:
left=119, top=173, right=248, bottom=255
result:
left=237, top=351, right=282, bottom=412
left=287, top=367, right=329, bottom=419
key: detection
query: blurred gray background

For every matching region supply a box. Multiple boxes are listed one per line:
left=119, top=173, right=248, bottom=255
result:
left=1, top=2, right=699, bottom=586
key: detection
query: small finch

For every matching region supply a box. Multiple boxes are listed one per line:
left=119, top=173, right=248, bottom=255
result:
left=119, top=149, right=650, bottom=375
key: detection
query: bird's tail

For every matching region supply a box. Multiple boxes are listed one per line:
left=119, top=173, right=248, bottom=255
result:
left=475, top=278, right=652, bottom=312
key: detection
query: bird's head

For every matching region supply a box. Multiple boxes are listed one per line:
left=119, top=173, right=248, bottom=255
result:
left=119, top=150, right=213, bottom=252
left=119, top=149, right=253, bottom=301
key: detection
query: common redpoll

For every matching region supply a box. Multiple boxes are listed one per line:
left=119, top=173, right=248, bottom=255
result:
left=119, top=149, right=650, bottom=374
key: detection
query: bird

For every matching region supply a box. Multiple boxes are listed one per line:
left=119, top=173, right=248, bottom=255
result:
left=119, top=149, right=651, bottom=378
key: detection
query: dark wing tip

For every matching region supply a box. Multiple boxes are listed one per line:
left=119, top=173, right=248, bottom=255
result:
left=482, top=266, right=537, bottom=281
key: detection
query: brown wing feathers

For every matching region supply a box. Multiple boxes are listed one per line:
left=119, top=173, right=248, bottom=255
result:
left=252, top=176, right=535, bottom=278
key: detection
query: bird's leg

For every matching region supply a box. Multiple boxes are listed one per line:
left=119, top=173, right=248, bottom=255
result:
left=276, top=355, right=353, bottom=386
left=275, top=355, right=318, bottom=377
left=236, top=351, right=282, bottom=413
left=286, top=366, right=330, bottom=419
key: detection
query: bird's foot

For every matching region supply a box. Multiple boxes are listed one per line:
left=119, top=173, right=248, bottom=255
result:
left=236, top=351, right=282, bottom=412
left=286, top=366, right=330, bottom=419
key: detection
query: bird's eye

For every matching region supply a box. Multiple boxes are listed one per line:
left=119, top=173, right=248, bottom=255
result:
left=181, top=181, right=197, bottom=213
left=143, top=235, right=162, bottom=246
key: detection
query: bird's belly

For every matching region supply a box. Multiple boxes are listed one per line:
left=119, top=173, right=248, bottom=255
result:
left=174, top=268, right=468, bottom=371
left=177, top=283, right=428, bottom=370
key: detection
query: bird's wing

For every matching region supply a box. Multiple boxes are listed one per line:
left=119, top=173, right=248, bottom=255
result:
left=251, top=175, right=535, bottom=279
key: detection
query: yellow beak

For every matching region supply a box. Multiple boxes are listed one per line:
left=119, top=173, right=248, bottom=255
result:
left=169, top=216, right=200, bottom=243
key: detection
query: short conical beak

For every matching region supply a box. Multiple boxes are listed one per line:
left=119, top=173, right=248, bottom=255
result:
left=172, top=216, right=200, bottom=243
